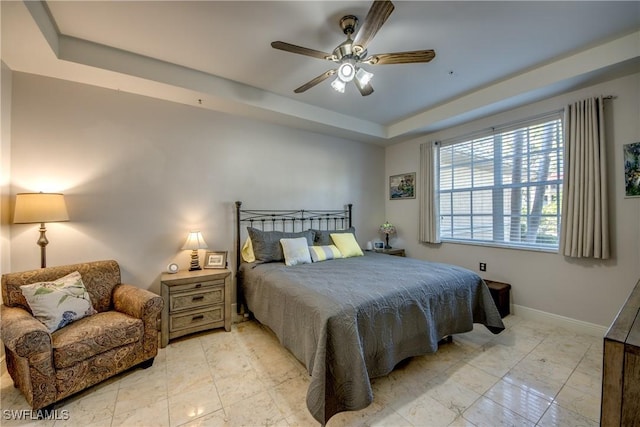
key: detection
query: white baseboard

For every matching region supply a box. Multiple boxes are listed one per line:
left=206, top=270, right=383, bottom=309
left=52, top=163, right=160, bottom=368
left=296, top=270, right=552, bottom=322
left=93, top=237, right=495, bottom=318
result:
left=512, top=304, right=608, bottom=338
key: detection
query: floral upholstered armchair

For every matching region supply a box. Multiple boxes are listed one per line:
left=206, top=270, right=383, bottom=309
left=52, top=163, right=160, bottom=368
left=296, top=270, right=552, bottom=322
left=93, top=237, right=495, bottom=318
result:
left=1, top=260, right=164, bottom=410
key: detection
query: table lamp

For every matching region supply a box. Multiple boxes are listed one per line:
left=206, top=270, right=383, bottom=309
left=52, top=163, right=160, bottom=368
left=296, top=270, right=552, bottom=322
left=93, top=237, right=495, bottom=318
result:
left=14, top=192, right=70, bottom=268
left=182, top=231, right=208, bottom=271
left=379, top=221, right=396, bottom=249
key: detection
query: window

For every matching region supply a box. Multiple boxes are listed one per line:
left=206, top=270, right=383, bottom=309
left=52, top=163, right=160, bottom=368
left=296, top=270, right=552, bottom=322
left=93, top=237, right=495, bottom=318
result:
left=438, top=113, right=563, bottom=250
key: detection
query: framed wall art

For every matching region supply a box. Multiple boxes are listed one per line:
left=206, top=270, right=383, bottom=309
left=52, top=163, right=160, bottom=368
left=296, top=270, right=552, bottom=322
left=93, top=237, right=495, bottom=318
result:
left=389, top=172, right=416, bottom=200
left=624, top=142, right=640, bottom=198
left=203, top=251, right=227, bottom=269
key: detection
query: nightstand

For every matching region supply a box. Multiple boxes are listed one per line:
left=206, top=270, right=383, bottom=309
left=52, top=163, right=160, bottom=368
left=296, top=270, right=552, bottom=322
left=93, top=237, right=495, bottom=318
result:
left=375, top=248, right=406, bottom=257
left=484, top=279, right=511, bottom=318
left=160, top=268, right=231, bottom=347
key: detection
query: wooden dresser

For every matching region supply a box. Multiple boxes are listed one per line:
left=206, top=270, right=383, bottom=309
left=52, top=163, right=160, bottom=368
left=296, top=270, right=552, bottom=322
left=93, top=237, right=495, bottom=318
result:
left=160, top=268, right=231, bottom=347
left=601, top=278, right=640, bottom=426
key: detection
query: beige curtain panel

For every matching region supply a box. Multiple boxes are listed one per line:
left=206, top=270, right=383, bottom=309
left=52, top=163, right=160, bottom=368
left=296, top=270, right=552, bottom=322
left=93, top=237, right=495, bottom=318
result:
left=560, top=96, right=610, bottom=259
left=419, top=141, right=441, bottom=244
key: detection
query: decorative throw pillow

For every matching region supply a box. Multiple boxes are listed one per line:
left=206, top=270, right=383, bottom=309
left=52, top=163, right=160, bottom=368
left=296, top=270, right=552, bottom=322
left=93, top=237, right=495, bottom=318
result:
left=241, top=237, right=256, bottom=263
left=247, top=228, right=315, bottom=263
left=312, top=227, right=356, bottom=246
left=309, top=245, right=343, bottom=262
left=330, top=233, right=364, bottom=258
left=20, top=271, right=97, bottom=333
left=280, top=237, right=312, bottom=266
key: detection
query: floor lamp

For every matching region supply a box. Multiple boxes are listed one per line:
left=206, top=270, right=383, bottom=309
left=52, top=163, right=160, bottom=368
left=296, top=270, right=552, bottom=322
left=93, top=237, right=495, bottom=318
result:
left=13, top=192, right=70, bottom=268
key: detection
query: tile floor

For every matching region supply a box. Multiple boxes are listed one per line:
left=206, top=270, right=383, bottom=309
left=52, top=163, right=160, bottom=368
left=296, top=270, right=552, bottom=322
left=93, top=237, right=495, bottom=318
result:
left=0, top=314, right=603, bottom=426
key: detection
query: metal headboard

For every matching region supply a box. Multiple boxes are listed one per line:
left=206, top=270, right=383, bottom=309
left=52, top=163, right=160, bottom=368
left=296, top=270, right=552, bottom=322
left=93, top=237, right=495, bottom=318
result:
left=234, top=201, right=352, bottom=313
left=234, top=201, right=352, bottom=269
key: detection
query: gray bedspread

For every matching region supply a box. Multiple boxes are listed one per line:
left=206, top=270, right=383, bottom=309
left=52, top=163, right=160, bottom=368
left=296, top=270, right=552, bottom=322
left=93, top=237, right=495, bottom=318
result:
left=239, top=252, right=504, bottom=424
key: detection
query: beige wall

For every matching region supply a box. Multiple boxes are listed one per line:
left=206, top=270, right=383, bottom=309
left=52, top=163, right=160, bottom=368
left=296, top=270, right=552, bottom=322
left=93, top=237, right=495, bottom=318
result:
left=8, top=73, right=385, bottom=299
left=385, top=72, right=640, bottom=327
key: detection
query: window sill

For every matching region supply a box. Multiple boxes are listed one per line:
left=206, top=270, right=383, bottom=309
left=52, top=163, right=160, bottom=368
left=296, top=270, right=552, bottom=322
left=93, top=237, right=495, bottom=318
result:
left=439, top=238, right=559, bottom=254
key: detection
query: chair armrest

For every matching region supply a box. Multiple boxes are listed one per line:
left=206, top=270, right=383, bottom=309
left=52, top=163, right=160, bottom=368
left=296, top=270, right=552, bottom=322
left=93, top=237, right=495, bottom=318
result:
left=113, top=284, right=164, bottom=320
left=0, top=305, right=52, bottom=358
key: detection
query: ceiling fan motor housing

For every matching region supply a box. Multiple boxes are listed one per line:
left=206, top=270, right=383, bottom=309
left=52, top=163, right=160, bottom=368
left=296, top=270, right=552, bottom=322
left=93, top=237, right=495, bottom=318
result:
left=340, top=15, right=358, bottom=35
left=335, top=15, right=367, bottom=61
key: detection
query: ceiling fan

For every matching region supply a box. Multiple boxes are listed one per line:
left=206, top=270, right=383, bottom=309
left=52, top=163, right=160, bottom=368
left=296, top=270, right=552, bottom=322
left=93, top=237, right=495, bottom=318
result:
left=271, top=0, right=435, bottom=96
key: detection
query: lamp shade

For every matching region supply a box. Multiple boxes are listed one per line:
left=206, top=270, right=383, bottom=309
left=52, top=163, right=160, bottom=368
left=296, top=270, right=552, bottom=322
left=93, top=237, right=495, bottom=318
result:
left=14, top=193, right=69, bottom=224
left=379, top=221, right=396, bottom=235
left=181, top=231, right=208, bottom=250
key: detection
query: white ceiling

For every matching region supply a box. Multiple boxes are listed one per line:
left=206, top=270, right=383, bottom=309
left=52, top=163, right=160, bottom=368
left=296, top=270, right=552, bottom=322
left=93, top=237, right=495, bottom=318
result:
left=2, top=1, right=639, bottom=145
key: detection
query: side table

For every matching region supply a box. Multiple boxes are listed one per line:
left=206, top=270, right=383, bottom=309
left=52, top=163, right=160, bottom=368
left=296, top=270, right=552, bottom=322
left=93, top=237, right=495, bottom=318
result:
left=160, top=268, right=231, bottom=347
left=484, top=279, right=511, bottom=318
left=374, top=248, right=406, bottom=257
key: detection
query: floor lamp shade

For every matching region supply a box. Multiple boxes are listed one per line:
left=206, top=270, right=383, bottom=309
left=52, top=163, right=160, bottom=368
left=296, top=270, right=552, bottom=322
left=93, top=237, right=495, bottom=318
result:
left=14, top=193, right=70, bottom=268
left=14, top=193, right=69, bottom=224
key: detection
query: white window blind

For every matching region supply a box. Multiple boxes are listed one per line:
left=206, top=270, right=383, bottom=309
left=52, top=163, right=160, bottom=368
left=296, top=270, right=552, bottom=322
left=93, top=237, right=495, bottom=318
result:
left=438, top=112, right=563, bottom=250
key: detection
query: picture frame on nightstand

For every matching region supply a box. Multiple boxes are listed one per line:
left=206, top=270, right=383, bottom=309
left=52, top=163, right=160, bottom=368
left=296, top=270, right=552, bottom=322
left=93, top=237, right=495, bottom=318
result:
left=204, top=251, right=227, bottom=269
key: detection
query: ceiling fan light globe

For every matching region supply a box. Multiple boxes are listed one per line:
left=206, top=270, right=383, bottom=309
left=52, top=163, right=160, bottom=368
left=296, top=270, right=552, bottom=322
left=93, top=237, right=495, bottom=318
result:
left=355, top=68, right=374, bottom=86
left=338, top=63, right=355, bottom=82
left=331, top=78, right=346, bottom=93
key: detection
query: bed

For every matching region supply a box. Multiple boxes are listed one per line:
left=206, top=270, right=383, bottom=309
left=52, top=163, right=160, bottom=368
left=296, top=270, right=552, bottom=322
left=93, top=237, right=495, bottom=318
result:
left=234, top=202, right=505, bottom=425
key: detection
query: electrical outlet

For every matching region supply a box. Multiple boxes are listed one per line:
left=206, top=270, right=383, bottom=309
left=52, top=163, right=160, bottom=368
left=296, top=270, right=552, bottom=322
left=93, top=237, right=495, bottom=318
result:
left=479, top=262, right=487, bottom=272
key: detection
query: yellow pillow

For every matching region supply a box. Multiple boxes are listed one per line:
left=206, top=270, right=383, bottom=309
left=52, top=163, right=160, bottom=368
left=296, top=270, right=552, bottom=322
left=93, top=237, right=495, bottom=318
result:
left=241, top=237, right=256, bottom=263
left=330, top=233, right=363, bottom=258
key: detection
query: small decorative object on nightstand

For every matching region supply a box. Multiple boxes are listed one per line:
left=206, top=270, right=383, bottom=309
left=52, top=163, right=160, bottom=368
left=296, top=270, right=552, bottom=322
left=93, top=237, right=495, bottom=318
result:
left=181, top=231, right=208, bottom=271
left=379, top=221, right=396, bottom=249
left=161, top=268, right=231, bottom=347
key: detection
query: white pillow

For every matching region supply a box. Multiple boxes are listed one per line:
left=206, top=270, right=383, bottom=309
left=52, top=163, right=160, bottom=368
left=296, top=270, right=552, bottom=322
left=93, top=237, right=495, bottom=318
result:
left=280, top=237, right=312, bottom=266
left=20, top=271, right=97, bottom=332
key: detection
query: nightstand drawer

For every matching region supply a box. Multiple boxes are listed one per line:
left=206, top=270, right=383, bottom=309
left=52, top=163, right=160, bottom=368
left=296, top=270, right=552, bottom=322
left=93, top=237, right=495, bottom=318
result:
left=170, top=306, right=224, bottom=331
left=170, top=279, right=225, bottom=293
left=169, top=286, right=224, bottom=311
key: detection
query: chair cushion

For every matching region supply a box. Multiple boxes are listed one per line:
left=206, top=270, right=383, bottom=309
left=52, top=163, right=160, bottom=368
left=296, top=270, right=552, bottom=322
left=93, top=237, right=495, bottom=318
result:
left=52, top=311, right=143, bottom=370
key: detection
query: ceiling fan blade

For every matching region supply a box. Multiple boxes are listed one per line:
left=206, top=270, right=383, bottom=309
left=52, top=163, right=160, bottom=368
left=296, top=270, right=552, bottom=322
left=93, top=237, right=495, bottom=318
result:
left=355, top=80, right=374, bottom=96
left=271, top=41, right=334, bottom=61
left=353, top=0, right=395, bottom=50
left=294, top=70, right=336, bottom=93
left=365, top=49, right=436, bottom=65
